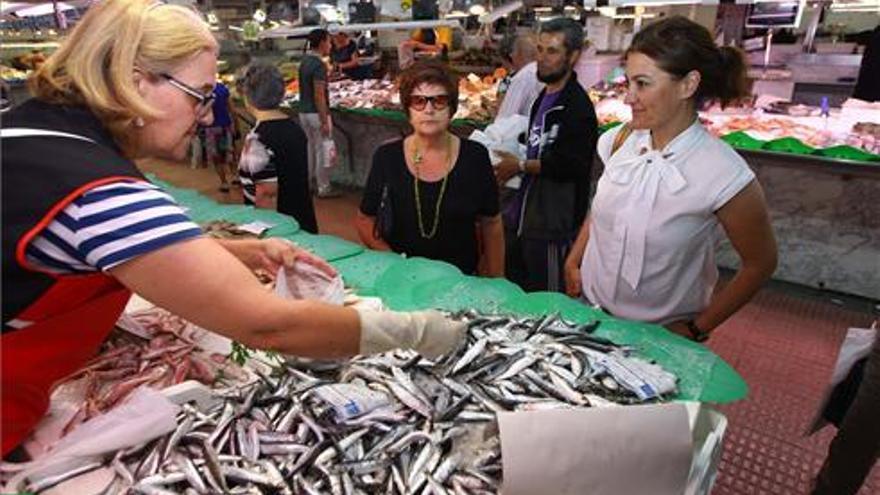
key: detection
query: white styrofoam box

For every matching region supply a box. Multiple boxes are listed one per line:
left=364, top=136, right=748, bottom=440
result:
left=684, top=402, right=729, bottom=495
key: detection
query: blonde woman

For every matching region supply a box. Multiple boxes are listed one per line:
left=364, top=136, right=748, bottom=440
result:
left=1, top=0, right=465, bottom=455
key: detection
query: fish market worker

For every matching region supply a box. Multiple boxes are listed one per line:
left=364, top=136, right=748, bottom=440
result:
left=1, top=0, right=466, bottom=456
left=564, top=17, right=778, bottom=342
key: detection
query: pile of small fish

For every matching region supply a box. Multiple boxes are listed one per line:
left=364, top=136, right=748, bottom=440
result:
left=56, top=308, right=249, bottom=437
left=22, top=312, right=678, bottom=494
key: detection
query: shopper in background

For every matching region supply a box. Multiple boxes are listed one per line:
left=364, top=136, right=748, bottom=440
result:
left=331, top=31, right=365, bottom=80
left=203, top=81, right=237, bottom=193
left=495, top=34, right=542, bottom=120
left=299, top=28, right=339, bottom=198
left=494, top=18, right=598, bottom=292
left=238, top=63, right=318, bottom=234
left=398, top=28, right=446, bottom=69
left=355, top=61, right=504, bottom=277
left=564, top=16, right=777, bottom=342
left=1, top=0, right=466, bottom=456
left=853, top=24, right=879, bottom=102
left=813, top=328, right=880, bottom=495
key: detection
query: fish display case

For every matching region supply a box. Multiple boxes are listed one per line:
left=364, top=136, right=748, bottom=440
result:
left=2, top=178, right=740, bottom=494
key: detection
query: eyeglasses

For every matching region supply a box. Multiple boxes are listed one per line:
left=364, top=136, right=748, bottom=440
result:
left=409, top=94, right=450, bottom=111
left=160, top=73, right=215, bottom=114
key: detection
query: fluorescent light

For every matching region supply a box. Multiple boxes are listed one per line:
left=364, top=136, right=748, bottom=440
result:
left=468, top=4, right=486, bottom=15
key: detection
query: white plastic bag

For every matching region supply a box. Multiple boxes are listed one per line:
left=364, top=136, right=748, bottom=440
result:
left=322, top=138, right=338, bottom=169
left=3, top=387, right=179, bottom=493
left=471, top=115, right=529, bottom=189
left=274, top=260, right=345, bottom=305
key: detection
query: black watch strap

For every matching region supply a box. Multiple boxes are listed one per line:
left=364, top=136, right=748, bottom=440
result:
left=687, top=320, right=710, bottom=342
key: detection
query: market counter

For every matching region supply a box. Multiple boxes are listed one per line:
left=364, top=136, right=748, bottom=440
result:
left=148, top=173, right=747, bottom=404
left=715, top=149, right=880, bottom=300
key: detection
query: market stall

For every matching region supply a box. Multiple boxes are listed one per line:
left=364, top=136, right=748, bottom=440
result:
left=0, top=176, right=742, bottom=494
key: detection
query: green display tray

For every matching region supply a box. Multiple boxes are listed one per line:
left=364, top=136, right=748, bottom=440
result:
left=409, top=274, right=525, bottom=313
left=721, top=130, right=766, bottom=150
left=813, top=144, right=880, bottom=163
left=375, top=257, right=463, bottom=310
left=763, top=136, right=815, bottom=155
left=283, top=232, right=364, bottom=262
left=330, top=249, right=405, bottom=296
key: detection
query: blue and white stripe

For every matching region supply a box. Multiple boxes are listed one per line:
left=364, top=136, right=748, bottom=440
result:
left=25, top=181, right=202, bottom=273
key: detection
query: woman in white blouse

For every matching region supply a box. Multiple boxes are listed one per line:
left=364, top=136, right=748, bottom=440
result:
left=564, top=16, right=777, bottom=342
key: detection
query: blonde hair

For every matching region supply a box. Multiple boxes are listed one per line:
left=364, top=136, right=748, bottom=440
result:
left=29, top=0, right=217, bottom=145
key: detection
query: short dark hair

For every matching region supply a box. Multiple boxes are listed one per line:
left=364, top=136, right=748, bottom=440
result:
left=626, top=16, right=748, bottom=107
left=540, top=17, right=584, bottom=54
left=308, top=28, right=329, bottom=49
left=398, top=60, right=459, bottom=117
left=241, top=63, right=285, bottom=110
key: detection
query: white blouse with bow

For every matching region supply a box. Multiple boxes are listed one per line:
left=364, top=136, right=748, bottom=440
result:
left=581, top=120, right=755, bottom=324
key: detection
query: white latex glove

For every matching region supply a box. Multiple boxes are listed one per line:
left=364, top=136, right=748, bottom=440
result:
left=356, top=309, right=466, bottom=359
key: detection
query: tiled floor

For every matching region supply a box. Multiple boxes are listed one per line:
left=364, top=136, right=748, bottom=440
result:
left=141, top=159, right=880, bottom=494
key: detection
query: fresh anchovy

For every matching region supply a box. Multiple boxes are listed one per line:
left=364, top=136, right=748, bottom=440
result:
left=46, top=311, right=677, bottom=494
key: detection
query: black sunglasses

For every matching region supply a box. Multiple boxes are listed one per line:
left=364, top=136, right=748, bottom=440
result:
left=409, top=94, right=450, bottom=111
left=160, top=73, right=216, bottom=114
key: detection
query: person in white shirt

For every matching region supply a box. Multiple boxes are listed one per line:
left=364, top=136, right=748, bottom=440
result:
left=495, top=35, right=542, bottom=120
left=564, top=16, right=778, bottom=342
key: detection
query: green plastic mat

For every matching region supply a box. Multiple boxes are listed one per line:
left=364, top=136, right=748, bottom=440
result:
left=410, top=275, right=525, bottom=313
left=764, top=136, right=815, bottom=155
left=375, top=257, right=463, bottom=310
left=596, top=122, right=880, bottom=164
left=284, top=232, right=364, bottom=262
left=813, top=144, right=880, bottom=162
left=498, top=292, right=746, bottom=403
left=721, top=130, right=766, bottom=150
left=330, top=250, right=405, bottom=295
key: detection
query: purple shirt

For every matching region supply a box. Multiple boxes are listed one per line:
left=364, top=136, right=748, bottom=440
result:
left=526, top=90, right=562, bottom=160
left=504, top=90, right=562, bottom=228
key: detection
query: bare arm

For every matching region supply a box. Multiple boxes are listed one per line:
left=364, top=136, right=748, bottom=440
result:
left=254, top=181, right=278, bottom=210
left=338, top=51, right=360, bottom=70
left=478, top=215, right=505, bottom=277
left=314, top=80, right=331, bottom=135
left=564, top=214, right=591, bottom=297
left=110, top=238, right=360, bottom=358
left=693, top=181, right=777, bottom=332
left=355, top=210, right=392, bottom=251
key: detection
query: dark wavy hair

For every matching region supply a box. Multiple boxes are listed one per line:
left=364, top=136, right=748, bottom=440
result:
left=398, top=60, right=459, bottom=117
left=626, top=16, right=748, bottom=107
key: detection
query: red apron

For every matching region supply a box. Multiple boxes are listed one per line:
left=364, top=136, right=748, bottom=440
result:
left=1, top=274, right=130, bottom=455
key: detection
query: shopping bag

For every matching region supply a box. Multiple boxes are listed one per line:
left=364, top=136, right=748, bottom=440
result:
left=322, top=138, right=338, bottom=169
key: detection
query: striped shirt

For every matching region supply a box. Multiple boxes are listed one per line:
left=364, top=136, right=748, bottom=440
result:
left=25, top=181, right=203, bottom=274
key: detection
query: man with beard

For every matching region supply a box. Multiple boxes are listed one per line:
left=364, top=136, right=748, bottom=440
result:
left=494, top=18, right=598, bottom=292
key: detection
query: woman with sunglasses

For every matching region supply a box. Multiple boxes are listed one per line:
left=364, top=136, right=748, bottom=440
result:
left=1, top=0, right=466, bottom=456
left=356, top=61, right=505, bottom=277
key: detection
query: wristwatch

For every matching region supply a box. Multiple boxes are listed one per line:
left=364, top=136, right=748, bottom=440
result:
left=686, top=320, right=711, bottom=342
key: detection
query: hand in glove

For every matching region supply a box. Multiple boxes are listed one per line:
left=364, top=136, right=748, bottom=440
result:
left=356, top=309, right=466, bottom=359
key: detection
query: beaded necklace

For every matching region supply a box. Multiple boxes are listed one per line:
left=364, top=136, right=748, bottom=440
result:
left=412, top=133, right=453, bottom=239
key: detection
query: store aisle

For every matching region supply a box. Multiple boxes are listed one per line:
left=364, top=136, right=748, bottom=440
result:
left=140, top=159, right=879, bottom=495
